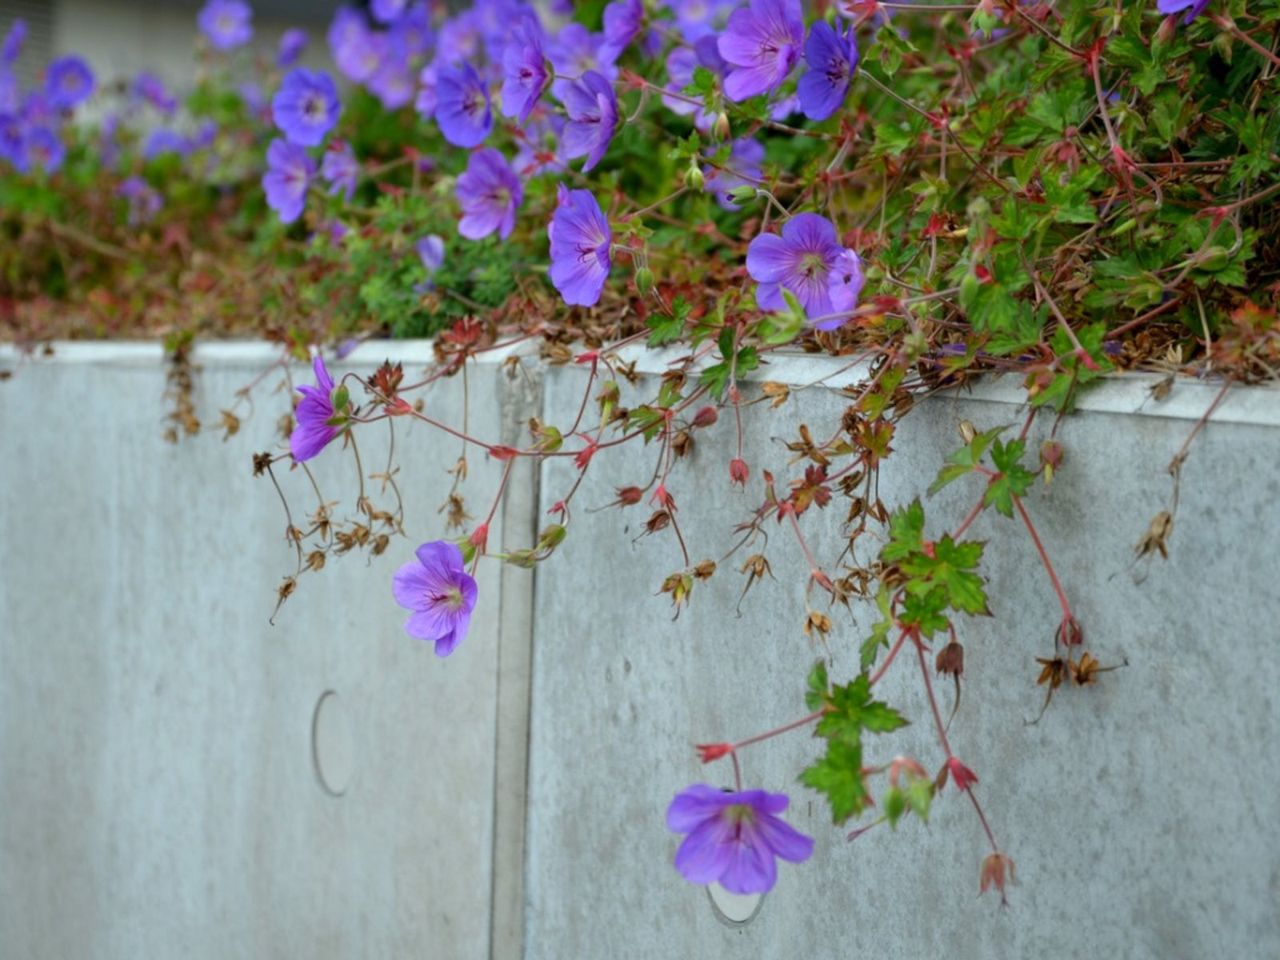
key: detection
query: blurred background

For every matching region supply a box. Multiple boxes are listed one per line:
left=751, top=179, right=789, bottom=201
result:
left=0, top=1, right=348, bottom=88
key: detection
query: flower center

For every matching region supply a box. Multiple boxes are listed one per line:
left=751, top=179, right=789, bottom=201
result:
left=432, top=585, right=464, bottom=611
left=800, top=252, right=827, bottom=279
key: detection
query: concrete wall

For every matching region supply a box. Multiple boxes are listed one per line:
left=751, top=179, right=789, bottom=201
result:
left=1, top=342, right=1278, bottom=958
left=0, top=342, right=538, bottom=959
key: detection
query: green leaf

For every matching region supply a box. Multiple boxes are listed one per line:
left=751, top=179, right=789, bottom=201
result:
left=983, top=439, right=1038, bottom=517
left=800, top=740, right=869, bottom=824
left=882, top=499, right=926, bottom=562
left=884, top=786, right=906, bottom=828
left=646, top=296, right=690, bottom=347
left=928, top=426, right=1005, bottom=495
left=805, top=660, right=829, bottom=712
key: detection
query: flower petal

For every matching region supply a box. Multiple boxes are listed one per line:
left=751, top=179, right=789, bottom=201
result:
left=673, top=816, right=735, bottom=884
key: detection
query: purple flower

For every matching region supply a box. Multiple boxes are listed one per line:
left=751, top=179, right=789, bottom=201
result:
left=602, top=0, right=644, bottom=61
left=823, top=249, right=866, bottom=331
left=0, top=114, right=27, bottom=171
left=415, top=62, right=439, bottom=118
left=672, top=0, right=737, bottom=43
left=456, top=147, right=523, bottom=240
left=704, top=137, right=765, bottom=210
left=513, top=113, right=566, bottom=177
left=263, top=137, right=315, bottom=224
left=45, top=56, right=94, bottom=111
left=417, top=234, right=445, bottom=273
left=278, top=28, right=308, bottom=67
left=198, top=0, right=253, bottom=51
left=501, top=17, right=549, bottom=125
left=368, top=60, right=416, bottom=110
left=667, top=785, right=814, bottom=894
left=2, top=18, right=26, bottom=66
left=371, top=0, right=410, bottom=24
left=23, top=125, right=64, bottom=174
left=118, top=175, right=163, bottom=225
left=561, top=70, right=619, bottom=173
left=746, top=213, right=863, bottom=324
left=133, top=71, right=176, bottom=114
left=548, top=23, right=616, bottom=100
left=290, top=354, right=343, bottom=462
left=393, top=541, right=479, bottom=657
left=389, top=4, right=434, bottom=58
left=798, top=20, right=857, bottom=121
left=718, top=0, right=803, bottom=102
left=548, top=185, right=611, bottom=307
left=331, top=15, right=386, bottom=83
left=143, top=128, right=190, bottom=159
left=321, top=140, right=358, bottom=200
left=273, top=68, right=341, bottom=147
left=435, top=62, right=492, bottom=148
left=1158, top=0, right=1212, bottom=24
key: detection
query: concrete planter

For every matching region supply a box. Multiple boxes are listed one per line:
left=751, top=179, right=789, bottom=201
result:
left=1, top=342, right=1277, bottom=959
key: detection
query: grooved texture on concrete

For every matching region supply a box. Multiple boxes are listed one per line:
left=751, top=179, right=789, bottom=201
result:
left=0, top=347, right=535, bottom=959
left=525, top=366, right=1280, bottom=960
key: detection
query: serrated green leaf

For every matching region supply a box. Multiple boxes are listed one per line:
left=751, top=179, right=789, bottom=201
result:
left=800, top=740, right=869, bottom=824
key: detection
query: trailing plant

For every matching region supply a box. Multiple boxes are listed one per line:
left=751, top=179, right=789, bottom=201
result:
left=2, top=0, right=1278, bottom=905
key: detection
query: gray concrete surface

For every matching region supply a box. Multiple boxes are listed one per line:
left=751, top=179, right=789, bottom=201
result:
left=0, top=342, right=537, bottom=959
left=1, top=342, right=1278, bottom=959
left=527, top=356, right=1280, bottom=960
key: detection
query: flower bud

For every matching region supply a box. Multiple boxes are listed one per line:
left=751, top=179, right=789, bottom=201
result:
left=729, top=458, right=749, bottom=486
left=712, top=111, right=731, bottom=141
left=727, top=185, right=757, bottom=205
left=635, top=266, right=654, bottom=295
left=691, top=405, right=718, bottom=428
left=330, top=384, right=349, bottom=411
left=685, top=161, right=704, bottom=191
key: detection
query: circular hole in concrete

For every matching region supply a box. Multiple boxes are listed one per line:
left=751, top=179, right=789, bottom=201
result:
left=311, top=690, right=353, bottom=797
left=707, top=883, right=764, bottom=927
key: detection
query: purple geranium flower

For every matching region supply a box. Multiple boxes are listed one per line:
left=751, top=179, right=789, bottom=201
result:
left=1157, top=0, right=1212, bottom=24
left=263, top=137, right=315, bottom=224
left=501, top=17, right=549, bottom=125
left=823, top=249, right=866, bottom=331
left=561, top=70, right=619, bottom=173
left=389, top=3, right=434, bottom=58
left=133, top=71, right=176, bottom=114
left=415, top=62, right=439, bottom=118
left=548, top=185, right=611, bottom=307
left=118, top=175, right=163, bottom=225
left=456, top=147, right=523, bottom=240
left=290, top=354, right=343, bottom=462
left=435, top=62, right=492, bottom=147
left=198, top=0, right=253, bottom=51
left=278, top=28, right=308, bottom=67
left=798, top=20, right=857, bottom=121
left=45, top=56, right=94, bottom=111
left=23, top=125, right=64, bottom=174
left=331, top=14, right=386, bottom=83
left=273, top=68, right=341, bottom=147
left=601, top=0, right=644, bottom=61
left=371, top=0, right=410, bottom=24
left=746, top=213, right=863, bottom=324
left=393, top=541, right=479, bottom=657
left=321, top=140, right=358, bottom=199
left=667, top=784, right=814, bottom=894
left=0, top=115, right=27, bottom=171
left=369, top=59, right=416, bottom=110
left=718, top=0, right=803, bottom=102
left=548, top=23, right=616, bottom=100
left=704, top=137, right=765, bottom=210
left=1, top=18, right=26, bottom=66
left=417, top=234, right=445, bottom=273
left=672, top=0, right=737, bottom=43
